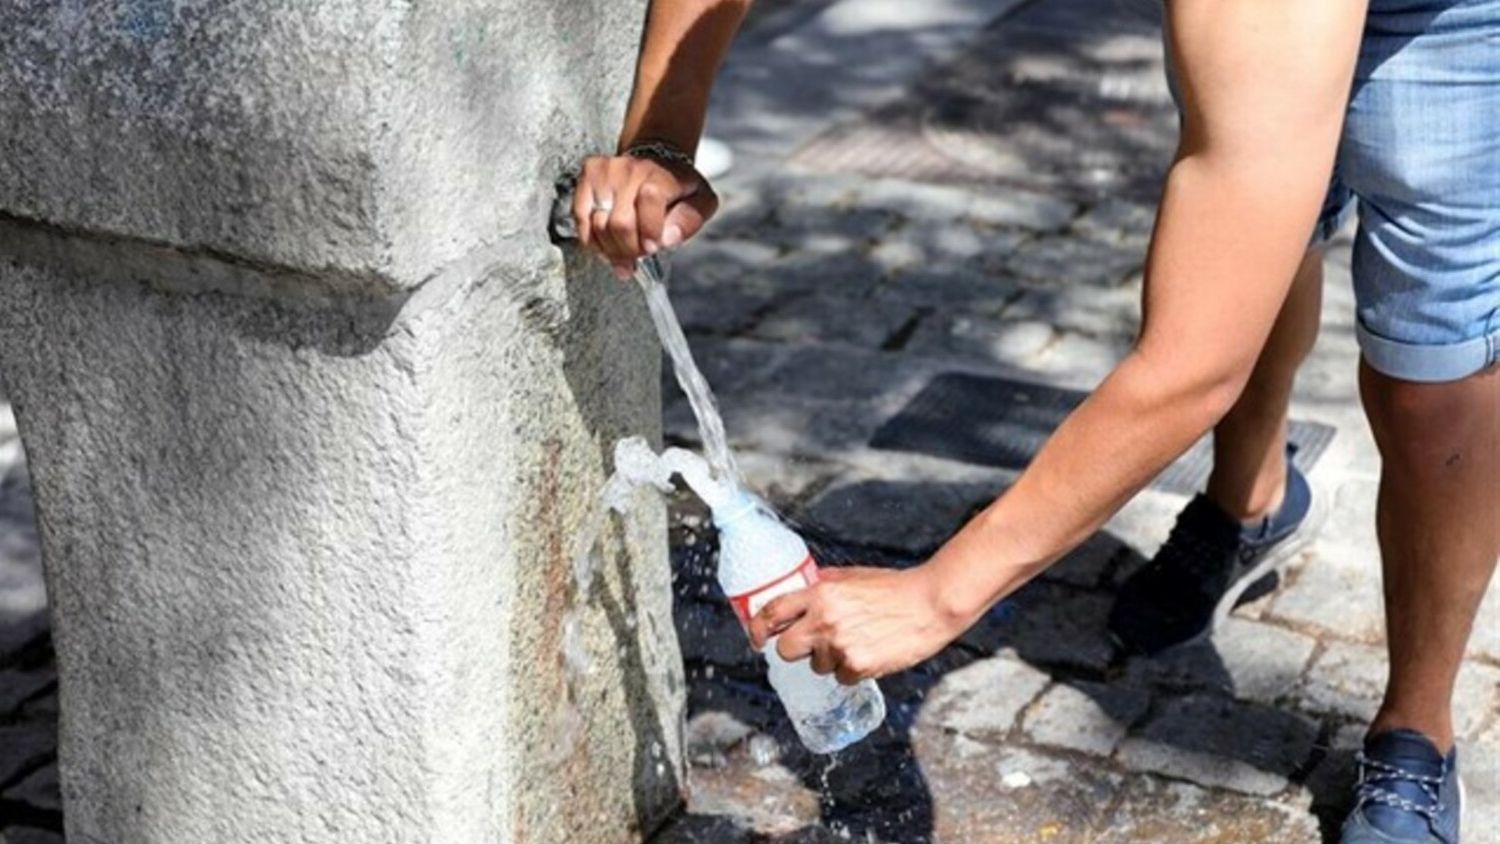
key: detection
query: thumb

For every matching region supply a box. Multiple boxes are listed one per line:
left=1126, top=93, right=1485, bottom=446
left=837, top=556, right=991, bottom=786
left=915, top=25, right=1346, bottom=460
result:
left=661, top=185, right=718, bottom=249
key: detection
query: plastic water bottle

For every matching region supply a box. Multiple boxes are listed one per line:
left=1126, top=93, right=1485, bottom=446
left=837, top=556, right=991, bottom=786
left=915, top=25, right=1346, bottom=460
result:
left=712, top=488, right=886, bottom=753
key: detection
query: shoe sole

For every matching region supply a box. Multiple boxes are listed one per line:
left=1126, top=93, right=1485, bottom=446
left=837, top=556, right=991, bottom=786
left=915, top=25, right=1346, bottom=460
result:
left=1152, top=479, right=1330, bottom=656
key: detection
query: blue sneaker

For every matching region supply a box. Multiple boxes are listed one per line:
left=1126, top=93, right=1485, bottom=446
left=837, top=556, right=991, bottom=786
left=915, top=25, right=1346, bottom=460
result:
left=1109, top=444, right=1318, bottom=655
left=1341, top=730, right=1463, bottom=843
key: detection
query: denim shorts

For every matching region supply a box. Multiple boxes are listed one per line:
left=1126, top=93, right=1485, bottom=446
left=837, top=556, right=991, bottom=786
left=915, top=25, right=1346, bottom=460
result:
left=1175, top=0, right=1500, bottom=382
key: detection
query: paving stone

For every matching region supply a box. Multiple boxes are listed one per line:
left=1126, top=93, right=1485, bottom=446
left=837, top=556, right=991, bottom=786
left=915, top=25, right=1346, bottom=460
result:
left=799, top=477, right=995, bottom=555
left=874, top=264, right=1022, bottom=312
left=1021, top=680, right=1151, bottom=757
left=1000, top=281, right=1142, bottom=344
left=754, top=249, right=888, bottom=298
left=649, top=814, right=758, bottom=844
left=666, top=392, right=888, bottom=459
left=1268, top=482, right=1385, bottom=642
left=965, top=190, right=1078, bottom=232
left=1095, top=777, right=1321, bottom=843
left=0, top=669, right=54, bottom=719
left=851, top=178, right=980, bottom=225
left=914, top=654, right=1052, bottom=740
left=1301, top=723, right=1367, bottom=831
left=673, top=284, right=784, bottom=335
left=0, top=462, right=46, bottom=667
left=1072, top=198, right=1157, bottom=247
left=1005, top=235, right=1142, bottom=287
left=756, top=344, right=930, bottom=403
left=1140, top=618, right=1317, bottom=704
left=1029, top=329, right=1131, bottom=387
left=0, top=724, right=53, bottom=788
left=1039, top=531, right=1125, bottom=589
left=965, top=582, right=1119, bottom=673
left=1117, top=695, right=1319, bottom=796
left=673, top=237, right=785, bottom=289
left=0, top=829, right=66, bottom=844
left=1298, top=640, right=1500, bottom=739
left=758, top=205, right=902, bottom=252
left=909, top=734, right=1123, bottom=844
left=2, top=761, right=59, bottom=813
left=1472, top=576, right=1500, bottom=665
left=1466, top=722, right=1500, bottom=835
left=904, top=315, right=1057, bottom=366
left=686, top=746, right=823, bottom=838
left=751, top=294, right=917, bottom=349
left=666, top=336, right=790, bottom=399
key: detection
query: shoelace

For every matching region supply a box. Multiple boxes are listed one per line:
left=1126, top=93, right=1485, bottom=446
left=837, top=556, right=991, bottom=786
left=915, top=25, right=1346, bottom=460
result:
left=1354, top=751, right=1447, bottom=826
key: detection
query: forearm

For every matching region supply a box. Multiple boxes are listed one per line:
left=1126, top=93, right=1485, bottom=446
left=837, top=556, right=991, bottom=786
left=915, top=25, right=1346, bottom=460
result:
left=924, top=0, right=1367, bottom=624
left=928, top=165, right=1319, bottom=620
left=617, top=0, right=752, bottom=152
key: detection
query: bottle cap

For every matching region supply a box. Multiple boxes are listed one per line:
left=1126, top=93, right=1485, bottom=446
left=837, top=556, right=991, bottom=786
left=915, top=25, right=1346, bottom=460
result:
left=711, top=488, right=760, bottom=528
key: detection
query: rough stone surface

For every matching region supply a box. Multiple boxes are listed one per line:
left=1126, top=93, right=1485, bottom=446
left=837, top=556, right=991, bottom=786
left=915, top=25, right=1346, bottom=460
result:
left=1141, top=619, right=1318, bottom=704
left=911, top=736, right=1125, bottom=843
left=0, top=1, right=650, bottom=295
left=1116, top=696, right=1318, bottom=796
left=0, top=724, right=53, bottom=788
left=1022, top=681, right=1151, bottom=757
left=1299, top=641, right=1500, bottom=739
left=0, top=3, right=687, bottom=841
left=915, top=655, right=1051, bottom=739
left=2, top=761, right=59, bottom=813
left=1095, top=778, right=1321, bottom=844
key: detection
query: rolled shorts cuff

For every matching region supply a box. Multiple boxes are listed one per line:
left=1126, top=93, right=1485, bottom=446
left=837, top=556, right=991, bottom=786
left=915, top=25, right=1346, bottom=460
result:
left=1356, top=311, right=1500, bottom=383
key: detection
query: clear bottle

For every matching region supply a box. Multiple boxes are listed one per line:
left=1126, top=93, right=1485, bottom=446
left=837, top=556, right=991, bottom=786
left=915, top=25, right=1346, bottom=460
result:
left=712, top=489, right=886, bottom=753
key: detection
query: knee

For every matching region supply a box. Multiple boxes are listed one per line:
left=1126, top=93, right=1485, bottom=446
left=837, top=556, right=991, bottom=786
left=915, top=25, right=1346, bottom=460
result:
left=1360, top=364, right=1493, bottom=463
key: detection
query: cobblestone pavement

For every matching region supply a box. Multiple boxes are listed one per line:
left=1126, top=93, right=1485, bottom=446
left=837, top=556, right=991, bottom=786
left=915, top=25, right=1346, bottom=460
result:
left=2, top=1, right=1496, bottom=842
left=649, top=0, right=1499, bottom=842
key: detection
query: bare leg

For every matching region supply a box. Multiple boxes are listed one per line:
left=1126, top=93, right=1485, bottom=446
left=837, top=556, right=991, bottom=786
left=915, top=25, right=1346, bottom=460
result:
left=1205, top=249, right=1325, bottom=521
left=1361, top=362, right=1500, bottom=750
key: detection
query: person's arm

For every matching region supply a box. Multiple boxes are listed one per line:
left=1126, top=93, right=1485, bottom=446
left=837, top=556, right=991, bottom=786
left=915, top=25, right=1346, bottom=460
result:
left=751, top=0, right=1368, bottom=684
left=572, top=0, right=752, bottom=278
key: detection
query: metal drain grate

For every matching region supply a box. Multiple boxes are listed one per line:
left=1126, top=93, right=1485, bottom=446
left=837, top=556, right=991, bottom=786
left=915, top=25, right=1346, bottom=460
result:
left=871, top=372, right=1336, bottom=495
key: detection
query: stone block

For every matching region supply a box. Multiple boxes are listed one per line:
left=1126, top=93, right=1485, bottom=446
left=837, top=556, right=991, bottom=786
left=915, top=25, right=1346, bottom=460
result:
left=799, top=478, right=996, bottom=556
left=1116, top=695, right=1319, bottom=796
left=0, top=724, right=52, bottom=787
left=1021, top=680, right=1151, bottom=757
left=1140, top=618, right=1317, bottom=704
left=0, top=461, right=46, bottom=666
left=0, top=1, right=650, bottom=294
left=0, top=829, right=65, bottom=844
left=751, top=294, right=918, bottom=349
left=1095, top=777, right=1321, bottom=843
left=914, top=655, right=1052, bottom=739
left=1005, top=235, right=1143, bottom=288
left=0, top=207, right=683, bottom=844
left=0, top=669, right=55, bottom=719
left=909, top=735, right=1123, bottom=843
left=1267, top=482, right=1385, bottom=642
left=906, top=315, right=1057, bottom=366
left=2, top=761, right=60, bottom=813
left=1298, top=640, right=1499, bottom=739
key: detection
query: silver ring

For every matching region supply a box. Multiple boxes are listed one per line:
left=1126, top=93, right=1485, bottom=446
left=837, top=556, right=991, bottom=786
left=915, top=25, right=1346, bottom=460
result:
left=591, top=198, right=614, bottom=215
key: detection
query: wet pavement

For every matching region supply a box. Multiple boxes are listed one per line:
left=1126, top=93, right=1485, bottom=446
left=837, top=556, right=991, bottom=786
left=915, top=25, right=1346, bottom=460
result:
left=648, top=0, right=1499, bottom=841
left=1, top=0, right=1497, bottom=842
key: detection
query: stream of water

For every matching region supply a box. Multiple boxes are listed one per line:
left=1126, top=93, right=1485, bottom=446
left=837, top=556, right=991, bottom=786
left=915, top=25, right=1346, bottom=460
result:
left=634, top=254, right=741, bottom=486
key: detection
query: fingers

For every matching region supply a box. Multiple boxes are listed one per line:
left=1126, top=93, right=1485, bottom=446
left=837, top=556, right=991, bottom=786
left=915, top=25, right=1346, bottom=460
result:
left=569, top=153, right=716, bottom=277
left=749, top=590, right=812, bottom=650
left=661, top=185, right=719, bottom=248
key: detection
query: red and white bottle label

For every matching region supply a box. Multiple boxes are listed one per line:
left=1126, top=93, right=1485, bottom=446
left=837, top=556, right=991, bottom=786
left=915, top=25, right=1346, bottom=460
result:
left=726, top=556, right=819, bottom=628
